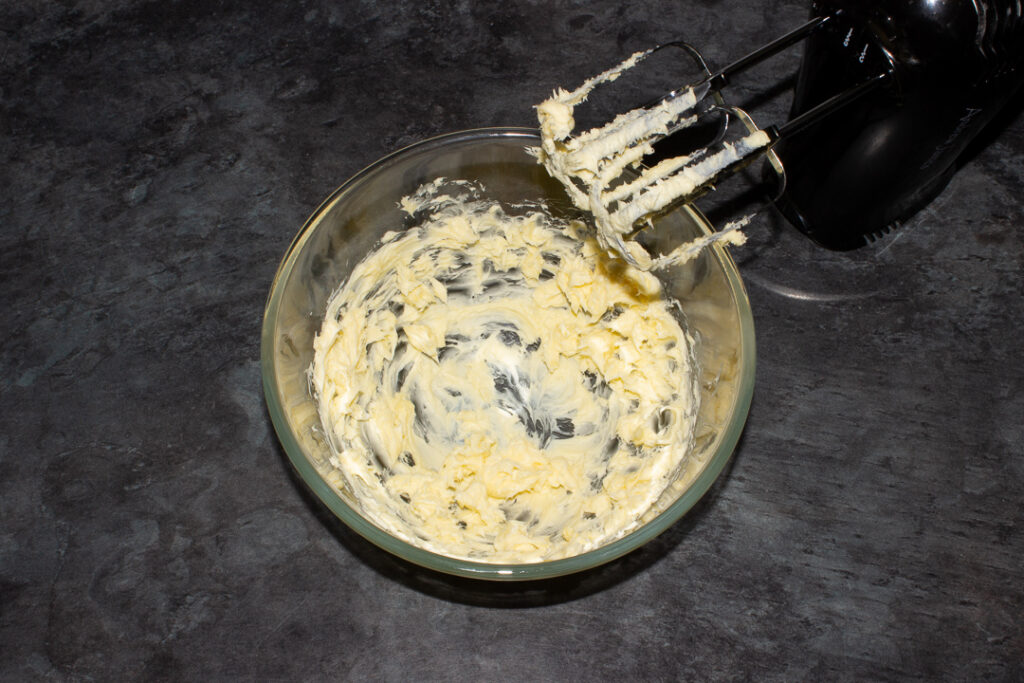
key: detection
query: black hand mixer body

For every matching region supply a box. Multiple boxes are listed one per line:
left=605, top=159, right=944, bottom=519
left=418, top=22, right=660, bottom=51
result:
left=772, top=0, right=1024, bottom=250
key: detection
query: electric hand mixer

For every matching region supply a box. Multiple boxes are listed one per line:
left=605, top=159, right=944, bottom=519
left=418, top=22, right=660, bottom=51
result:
left=534, top=0, right=1024, bottom=266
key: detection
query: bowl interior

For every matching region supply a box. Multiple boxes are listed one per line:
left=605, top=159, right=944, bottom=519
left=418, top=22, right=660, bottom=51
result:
left=261, top=128, right=755, bottom=580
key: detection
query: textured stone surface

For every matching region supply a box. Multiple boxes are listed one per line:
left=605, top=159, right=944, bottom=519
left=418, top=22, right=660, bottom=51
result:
left=2, top=0, right=1022, bottom=680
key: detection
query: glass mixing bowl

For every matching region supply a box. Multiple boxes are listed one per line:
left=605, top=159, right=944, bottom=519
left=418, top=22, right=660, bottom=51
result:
left=261, top=128, right=755, bottom=581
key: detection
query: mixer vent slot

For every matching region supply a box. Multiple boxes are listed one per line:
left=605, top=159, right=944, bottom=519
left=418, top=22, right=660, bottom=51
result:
left=977, top=0, right=1024, bottom=63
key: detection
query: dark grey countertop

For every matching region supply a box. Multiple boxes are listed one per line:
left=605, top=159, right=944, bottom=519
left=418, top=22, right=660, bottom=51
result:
left=3, top=1, right=1022, bottom=680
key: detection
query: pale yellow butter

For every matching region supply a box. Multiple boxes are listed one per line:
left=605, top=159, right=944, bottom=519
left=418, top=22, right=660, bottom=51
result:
left=310, top=180, right=699, bottom=563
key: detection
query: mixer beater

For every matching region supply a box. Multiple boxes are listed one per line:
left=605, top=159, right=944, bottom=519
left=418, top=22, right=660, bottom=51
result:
left=534, top=0, right=1024, bottom=268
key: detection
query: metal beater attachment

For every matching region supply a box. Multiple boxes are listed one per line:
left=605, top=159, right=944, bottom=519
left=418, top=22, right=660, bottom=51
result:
left=532, top=15, right=889, bottom=269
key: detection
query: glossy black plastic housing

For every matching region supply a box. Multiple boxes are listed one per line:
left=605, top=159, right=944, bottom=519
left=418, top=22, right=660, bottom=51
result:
left=773, top=0, right=1024, bottom=250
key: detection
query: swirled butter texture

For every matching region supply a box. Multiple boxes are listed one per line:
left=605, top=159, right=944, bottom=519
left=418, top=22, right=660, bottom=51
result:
left=311, top=180, right=699, bottom=563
